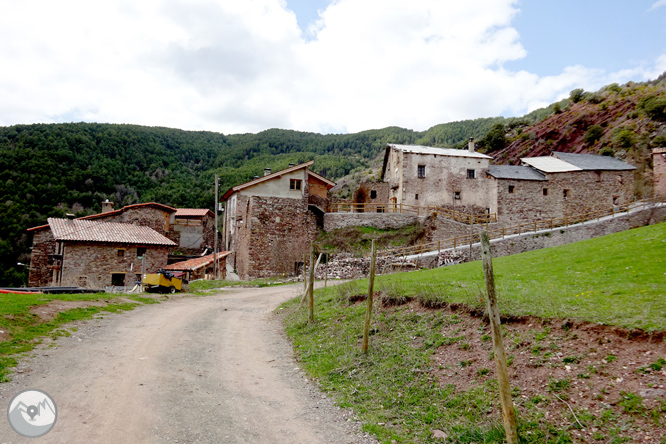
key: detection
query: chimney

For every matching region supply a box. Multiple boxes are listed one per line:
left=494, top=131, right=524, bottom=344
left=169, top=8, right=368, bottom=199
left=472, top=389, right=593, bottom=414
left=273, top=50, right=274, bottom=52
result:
left=288, top=163, right=295, bottom=167
left=264, top=168, right=272, bottom=177
left=102, top=199, right=114, bottom=213
left=66, top=213, right=76, bottom=220
left=468, top=138, right=475, bottom=153
left=253, top=176, right=260, bottom=179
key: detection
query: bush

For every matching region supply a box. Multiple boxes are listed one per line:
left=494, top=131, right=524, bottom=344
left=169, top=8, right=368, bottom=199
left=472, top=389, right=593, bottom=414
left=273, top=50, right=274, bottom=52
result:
left=599, top=147, right=615, bottom=157
left=641, top=96, right=666, bottom=121
left=653, top=135, right=666, bottom=147
left=570, top=88, right=585, bottom=103
left=553, top=103, right=562, bottom=114
left=584, top=125, right=604, bottom=145
left=614, top=129, right=637, bottom=149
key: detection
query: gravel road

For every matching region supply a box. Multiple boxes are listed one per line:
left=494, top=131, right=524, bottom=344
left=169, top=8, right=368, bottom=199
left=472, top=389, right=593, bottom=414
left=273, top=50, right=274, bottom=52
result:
left=0, top=284, right=378, bottom=444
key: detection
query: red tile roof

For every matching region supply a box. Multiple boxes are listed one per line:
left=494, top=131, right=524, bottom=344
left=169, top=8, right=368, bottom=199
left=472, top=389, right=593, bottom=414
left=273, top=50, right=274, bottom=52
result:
left=48, top=218, right=176, bottom=246
left=175, top=208, right=214, bottom=218
left=164, top=252, right=231, bottom=271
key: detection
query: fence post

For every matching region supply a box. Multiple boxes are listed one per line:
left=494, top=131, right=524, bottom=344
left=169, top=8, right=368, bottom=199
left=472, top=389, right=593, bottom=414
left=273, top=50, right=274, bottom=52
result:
left=308, top=242, right=315, bottom=323
left=438, top=240, right=441, bottom=256
left=534, top=220, right=537, bottom=233
left=480, top=232, right=519, bottom=444
left=303, top=252, right=307, bottom=293
left=362, top=240, right=377, bottom=353
left=325, top=253, right=328, bottom=288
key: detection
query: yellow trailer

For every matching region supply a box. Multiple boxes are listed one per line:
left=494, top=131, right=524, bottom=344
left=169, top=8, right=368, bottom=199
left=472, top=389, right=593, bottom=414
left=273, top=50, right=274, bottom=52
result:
left=142, top=269, right=182, bottom=293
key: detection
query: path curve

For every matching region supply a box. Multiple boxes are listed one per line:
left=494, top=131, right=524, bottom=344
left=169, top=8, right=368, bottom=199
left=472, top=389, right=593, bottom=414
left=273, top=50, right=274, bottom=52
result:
left=0, top=284, right=376, bottom=444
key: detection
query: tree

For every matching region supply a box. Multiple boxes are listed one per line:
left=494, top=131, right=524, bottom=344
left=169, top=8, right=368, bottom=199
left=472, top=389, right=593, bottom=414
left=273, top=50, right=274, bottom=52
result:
left=481, top=124, right=507, bottom=152
left=584, top=125, right=604, bottom=145
left=570, top=88, right=585, bottom=103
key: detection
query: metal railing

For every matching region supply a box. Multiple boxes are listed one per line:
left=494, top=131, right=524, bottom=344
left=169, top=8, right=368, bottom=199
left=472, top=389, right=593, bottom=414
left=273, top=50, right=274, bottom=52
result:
left=375, top=200, right=654, bottom=260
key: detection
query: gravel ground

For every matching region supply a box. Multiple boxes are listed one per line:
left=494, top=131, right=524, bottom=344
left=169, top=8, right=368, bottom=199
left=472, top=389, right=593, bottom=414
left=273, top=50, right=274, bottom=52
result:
left=0, top=284, right=378, bottom=444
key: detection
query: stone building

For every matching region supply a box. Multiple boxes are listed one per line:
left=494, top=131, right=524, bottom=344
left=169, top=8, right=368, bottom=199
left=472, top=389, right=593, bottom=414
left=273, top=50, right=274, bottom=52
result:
left=171, top=208, right=216, bottom=255
left=653, top=147, right=666, bottom=200
left=351, top=181, right=390, bottom=212
left=381, top=141, right=496, bottom=214
left=221, top=161, right=335, bottom=280
left=380, top=143, right=636, bottom=224
left=28, top=218, right=175, bottom=288
left=489, top=152, right=636, bottom=224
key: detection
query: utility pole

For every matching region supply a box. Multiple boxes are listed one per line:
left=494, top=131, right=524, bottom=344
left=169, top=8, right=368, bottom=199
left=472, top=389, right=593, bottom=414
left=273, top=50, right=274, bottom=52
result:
left=214, top=175, right=219, bottom=279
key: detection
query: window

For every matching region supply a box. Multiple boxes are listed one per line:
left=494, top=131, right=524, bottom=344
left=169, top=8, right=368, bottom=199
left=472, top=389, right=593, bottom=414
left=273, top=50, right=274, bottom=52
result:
left=137, top=247, right=146, bottom=258
left=467, top=169, right=476, bottom=179
left=418, top=165, right=426, bottom=178
left=370, top=190, right=377, bottom=199
left=415, top=194, right=419, bottom=200
left=454, top=191, right=461, bottom=200
left=289, top=179, right=302, bottom=190
left=508, top=185, right=515, bottom=194
left=543, top=188, right=548, bottom=196
left=111, top=273, right=125, bottom=286
left=117, top=249, right=125, bottom=257
left=563, top=189, right=569, bottom=198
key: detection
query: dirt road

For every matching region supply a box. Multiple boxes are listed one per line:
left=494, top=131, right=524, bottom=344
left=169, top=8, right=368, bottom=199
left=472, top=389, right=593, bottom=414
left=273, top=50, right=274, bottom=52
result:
left=0, top=284, right=376, bottom=443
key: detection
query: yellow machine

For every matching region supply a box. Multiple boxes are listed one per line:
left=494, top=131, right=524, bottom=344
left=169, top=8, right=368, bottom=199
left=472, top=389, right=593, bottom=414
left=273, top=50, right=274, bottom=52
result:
left=142, top=269, right=182, bottom=293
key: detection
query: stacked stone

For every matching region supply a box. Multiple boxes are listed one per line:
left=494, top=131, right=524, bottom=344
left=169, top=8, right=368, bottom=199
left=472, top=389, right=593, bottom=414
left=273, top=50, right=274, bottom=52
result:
left=314, top=253, right=421, bottom=279
left=437, top=249, right=467, bottom=267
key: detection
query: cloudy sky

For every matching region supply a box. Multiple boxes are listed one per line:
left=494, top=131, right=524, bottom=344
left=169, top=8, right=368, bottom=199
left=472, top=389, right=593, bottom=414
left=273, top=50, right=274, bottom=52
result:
left=1, top=0, right=665, bottom=135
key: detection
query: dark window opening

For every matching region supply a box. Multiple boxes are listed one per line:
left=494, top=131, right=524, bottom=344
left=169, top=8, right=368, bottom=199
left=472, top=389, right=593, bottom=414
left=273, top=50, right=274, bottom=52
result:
left=417, top=165, right=426, bottom=178
left=454, top=191, right=461, bottom=200
left=543, top=188, right=548, bottom=196
left=111, top=273, right=125, bottom=286
left=370, top=190, right=377, bottom=199
left=467, top=169, right=476, bottom=179
left=508, top=185, right=515, bottom=194
left=117, top=249, right=125, bottom=257
left=415, top=194, right=419, bottom=200
left=563, top=189, right=569, bottom=198
left=290, top=179, right=302, bottom=190
left=137, top=247, right=146, bottom=258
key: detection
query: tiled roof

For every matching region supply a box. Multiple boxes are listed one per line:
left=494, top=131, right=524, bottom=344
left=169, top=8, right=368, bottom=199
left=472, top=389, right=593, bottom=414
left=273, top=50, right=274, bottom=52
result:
left=388, top=144, right=492, bottom=159
left=308, top=171, right=336, bottom=189
left=176, top=208, right=213, bottom=218
left=48, top=218, right=176, bottom=246
left=487, top=165, right=546, bottom=181
left=164, top=252, right=231, bottom=271
left=553, top=152, right=636, bottom=171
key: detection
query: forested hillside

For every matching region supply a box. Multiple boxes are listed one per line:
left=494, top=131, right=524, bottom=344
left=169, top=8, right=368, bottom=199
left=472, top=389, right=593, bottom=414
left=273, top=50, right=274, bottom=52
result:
left=3, top=73, right=664, bottom=286
left=0, top=119, right=502, bottom=286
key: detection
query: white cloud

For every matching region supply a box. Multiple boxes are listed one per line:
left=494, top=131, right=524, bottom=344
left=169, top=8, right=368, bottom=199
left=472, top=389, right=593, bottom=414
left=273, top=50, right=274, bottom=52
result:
left=0, top=0, right=663, bottom=135
left=650, top=0, right=666, bottom=10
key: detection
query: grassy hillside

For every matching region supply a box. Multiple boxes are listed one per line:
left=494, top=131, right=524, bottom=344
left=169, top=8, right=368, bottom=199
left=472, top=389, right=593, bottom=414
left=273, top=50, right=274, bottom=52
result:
left=281, top=222, right=666, bottom=443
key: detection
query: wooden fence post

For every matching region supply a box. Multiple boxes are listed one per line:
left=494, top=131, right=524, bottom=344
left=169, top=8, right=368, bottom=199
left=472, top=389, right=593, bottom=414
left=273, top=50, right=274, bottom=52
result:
left=362, top=240, right=377, bottom=353
left=308, top=242, right=315, bottom=323
left=480, top=232, right=518, bottom=444
left=303, top=252, right=307, bottom=293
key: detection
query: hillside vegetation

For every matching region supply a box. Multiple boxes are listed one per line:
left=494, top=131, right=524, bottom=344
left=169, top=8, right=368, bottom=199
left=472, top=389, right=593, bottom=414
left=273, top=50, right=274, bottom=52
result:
left=281, top=222, right=666, bottom=443
left=2, top=73, right=665, bottom=286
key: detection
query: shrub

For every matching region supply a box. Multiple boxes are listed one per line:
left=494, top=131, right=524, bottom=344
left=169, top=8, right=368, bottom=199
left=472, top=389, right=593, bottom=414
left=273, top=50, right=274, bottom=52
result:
left=599, top=147, right=615, bottom=157
left=553, top=102, right=562, bottom=114
left=639, top=95, right=666, bottom=121
left=584, top=125, right=604, bottom=145
left=653, top=135, right=666, bottom=147
left=613, top=129, right=637, bottom=149
left=570, top=88, right=585, bottom=103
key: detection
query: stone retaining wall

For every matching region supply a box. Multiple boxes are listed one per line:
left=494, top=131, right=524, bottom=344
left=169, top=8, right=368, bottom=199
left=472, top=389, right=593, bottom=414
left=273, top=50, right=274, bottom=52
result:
left=324, top=213, right=425, bottom=231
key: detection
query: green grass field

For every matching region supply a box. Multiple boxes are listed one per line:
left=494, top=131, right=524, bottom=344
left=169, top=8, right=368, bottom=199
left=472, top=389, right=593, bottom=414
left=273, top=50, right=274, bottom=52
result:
left=281, top=222, right=666, bottom=443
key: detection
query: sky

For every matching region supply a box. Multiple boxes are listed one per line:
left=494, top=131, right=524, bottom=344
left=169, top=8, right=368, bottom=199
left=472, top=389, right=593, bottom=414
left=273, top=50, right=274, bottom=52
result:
left=0, top=0, right=665, bottom=135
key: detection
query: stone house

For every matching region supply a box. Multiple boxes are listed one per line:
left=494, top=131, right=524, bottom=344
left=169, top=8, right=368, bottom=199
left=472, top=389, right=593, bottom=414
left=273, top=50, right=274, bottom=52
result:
left=381, top=141, right=496, bottom=215
left=171, top=208, right=216, bottom=256
left=351, top=181, right=391, bottom=212
left=221, top=161, right=335, bottom=280
left=489, top=152, right=636, bottom=224
left=164, top=252, right=231, bottom=282
left=27, top=218, right=175, bottom=288
left=380, top=143, right=635, bottom=224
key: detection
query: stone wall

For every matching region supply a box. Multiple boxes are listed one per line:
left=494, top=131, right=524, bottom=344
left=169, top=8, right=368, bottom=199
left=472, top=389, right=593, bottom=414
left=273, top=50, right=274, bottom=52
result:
left=495, top=170, right=635, bottom=225
left=352, top=181, right=390, bottom=208
left=101, top=206, right=173, bottom=236
left=234, top=195, right=318, bottom=280
left=59, top=242, right=170, bottom=288
left=28, top=229, right=56, bottom=287
left=324, top=213, right=426, bottom=231
left=419, top=204, right=666, bottom=267
left=654, top=148, right=666, bottom=200
left=171, top=214, right=216, bottom=255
